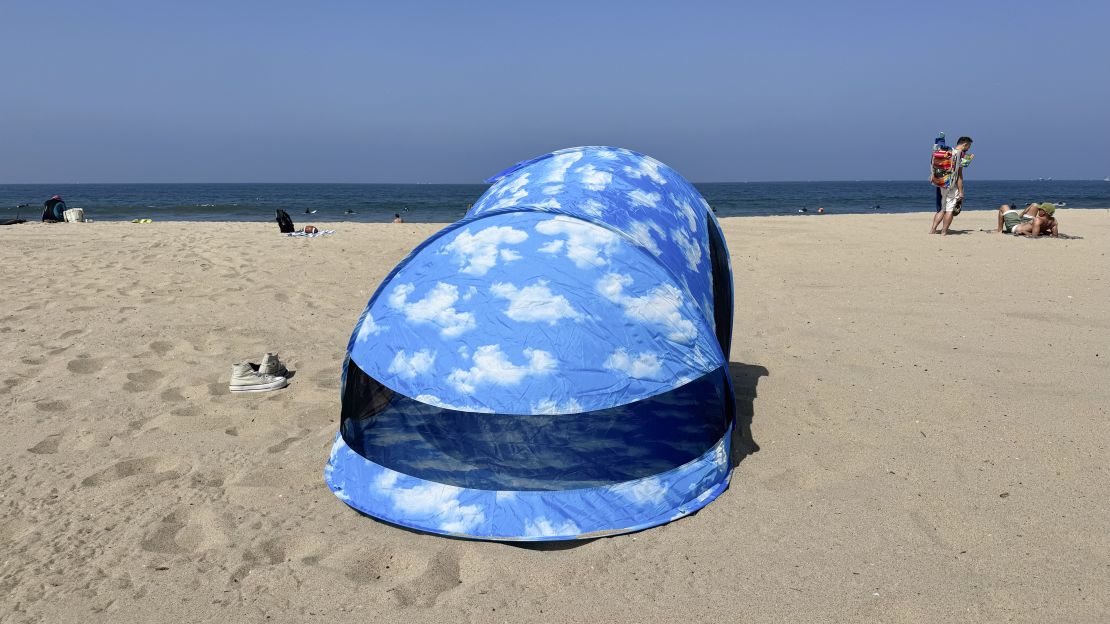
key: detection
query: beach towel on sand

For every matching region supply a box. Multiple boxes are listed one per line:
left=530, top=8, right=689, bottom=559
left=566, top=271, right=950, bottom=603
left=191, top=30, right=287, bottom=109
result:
left=284, top=229, right=335, bottom=238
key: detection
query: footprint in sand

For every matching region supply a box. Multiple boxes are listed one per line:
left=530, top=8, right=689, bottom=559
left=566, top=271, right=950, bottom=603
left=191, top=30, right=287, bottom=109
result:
left=391, top=550, right=462, bottom=607
left=67, top=354, right=105, bottom=374
left=313, top=371, right=339, bottom=391
left=149, top=341, right=174, bottom=356
left=80, top=457, right=180, bottom=487
left=169, top=405, right=198, bottom=418
left=140, top=517, right=186, bottom=554
left=160, top=387, right=186, bottom=403
left=20, top=356, right=45, bottom=366
left=190, top=470, right=225, bottom=488
left=141, top=508, right=230, bottom=555
left=35, top=400, right=69, bottom=413
left=266, top=434, right=305, bottom=454
left=229, top=535, right=322, bottom=583
left=334, top=547, right=394, bottom=584
left=123, top=369, right=165, bottom=392
left=28, top=434, right=63, bottom=455
left=2, top=377, right=25, bottom=394
left=59, top=329, right=83, bottom=340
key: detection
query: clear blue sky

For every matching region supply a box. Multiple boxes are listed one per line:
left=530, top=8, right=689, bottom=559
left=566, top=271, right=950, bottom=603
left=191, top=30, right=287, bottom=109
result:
left=2, top=1, right=1107, bottom=183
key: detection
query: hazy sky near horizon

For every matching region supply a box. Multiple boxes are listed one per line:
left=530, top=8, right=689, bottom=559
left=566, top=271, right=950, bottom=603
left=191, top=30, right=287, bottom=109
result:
left=2, top=1, right=1108, bottom=183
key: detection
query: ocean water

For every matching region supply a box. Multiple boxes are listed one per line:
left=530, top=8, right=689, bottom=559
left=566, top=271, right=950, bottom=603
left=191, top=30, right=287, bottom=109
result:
left=2, top=180, right=1108, bottom=223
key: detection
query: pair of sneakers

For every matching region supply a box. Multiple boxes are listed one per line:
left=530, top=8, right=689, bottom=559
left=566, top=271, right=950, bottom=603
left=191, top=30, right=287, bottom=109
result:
left=229, top=353, right=289, bottom=393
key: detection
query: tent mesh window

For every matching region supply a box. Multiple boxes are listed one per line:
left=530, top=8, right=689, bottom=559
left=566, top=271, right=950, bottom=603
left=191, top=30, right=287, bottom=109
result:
left=341, top=360, right=729, bottom=491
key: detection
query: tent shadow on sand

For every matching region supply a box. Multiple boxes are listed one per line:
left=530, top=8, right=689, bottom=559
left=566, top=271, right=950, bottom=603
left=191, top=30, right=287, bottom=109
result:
left=728, top=361, right=767, bottom=466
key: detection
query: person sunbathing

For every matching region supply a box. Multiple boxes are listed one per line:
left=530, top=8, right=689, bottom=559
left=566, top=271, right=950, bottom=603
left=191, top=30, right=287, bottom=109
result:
left=997, top=203, right=1025, bottom=234
left=1004, top=203, right=1058, bottom=237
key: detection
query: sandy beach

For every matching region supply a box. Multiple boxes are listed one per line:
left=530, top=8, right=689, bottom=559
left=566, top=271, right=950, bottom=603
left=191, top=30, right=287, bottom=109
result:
left=2, top=210, right=1108, bottom=623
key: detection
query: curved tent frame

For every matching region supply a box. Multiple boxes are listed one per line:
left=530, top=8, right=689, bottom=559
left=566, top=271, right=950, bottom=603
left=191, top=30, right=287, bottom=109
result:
left=326, top=147, right=735, bottom=540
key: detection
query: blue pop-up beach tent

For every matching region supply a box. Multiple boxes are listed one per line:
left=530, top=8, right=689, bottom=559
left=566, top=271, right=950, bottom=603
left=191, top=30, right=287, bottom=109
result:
left=325, top=146, right=736, bottom=540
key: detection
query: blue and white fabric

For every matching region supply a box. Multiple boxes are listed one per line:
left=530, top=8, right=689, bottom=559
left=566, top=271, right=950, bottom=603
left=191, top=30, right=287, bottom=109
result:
left=326, top=146, right=735, bottom=540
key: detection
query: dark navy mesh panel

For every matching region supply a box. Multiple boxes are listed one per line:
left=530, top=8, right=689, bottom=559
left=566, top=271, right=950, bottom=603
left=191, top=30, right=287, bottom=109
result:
left=341, top=361, right=729, bottom=491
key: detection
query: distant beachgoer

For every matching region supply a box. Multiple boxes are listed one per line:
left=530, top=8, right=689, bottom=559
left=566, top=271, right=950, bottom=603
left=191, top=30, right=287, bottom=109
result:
left=930, top=136, right=973, bottom=235
left=392, top=213, right=404, bottom=223
left=997, top=204, right=1026, bottom=234
left=42, top=195, right=67, bottom=222
left=1009, top=203, right=1059, bottom=237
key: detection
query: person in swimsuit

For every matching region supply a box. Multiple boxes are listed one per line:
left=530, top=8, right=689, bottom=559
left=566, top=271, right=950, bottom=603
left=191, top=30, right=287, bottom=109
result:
left=997, top=203, right=1027, bottom=234
left=1000, top=203, right=1058, bottom=237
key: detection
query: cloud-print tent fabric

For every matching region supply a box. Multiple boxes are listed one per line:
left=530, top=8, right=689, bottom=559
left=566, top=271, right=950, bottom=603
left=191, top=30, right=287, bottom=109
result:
left=326, top=146, right=736, bottom=540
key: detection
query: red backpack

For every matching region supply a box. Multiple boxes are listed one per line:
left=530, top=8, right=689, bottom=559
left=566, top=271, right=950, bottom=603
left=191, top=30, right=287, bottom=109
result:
left=930, top=149, right=955, bottom=188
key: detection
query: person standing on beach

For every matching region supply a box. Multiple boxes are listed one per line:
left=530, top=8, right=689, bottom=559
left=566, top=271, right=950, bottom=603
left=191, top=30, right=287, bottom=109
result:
left=929, top=136, right=973, bottom=235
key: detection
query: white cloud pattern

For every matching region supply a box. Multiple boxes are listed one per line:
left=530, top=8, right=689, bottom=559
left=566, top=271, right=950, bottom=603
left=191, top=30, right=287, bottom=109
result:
left=443, top=225, right=528, bottom=275
left=612, top=476, right=667, bottom=504
left=596, top=273, right=697, bottom=343
left=628, top=220, right=666, bottom=256
left=672, top=229, right=703, bottom=271
left=580, top=198, right=605, bottom=217
left=388, top=282, right=476, bottom=337
left=355, top=311, right=384, bottom=342
left=448, top=345, right=556, bottom=393
left=536, top=216, right=618, bottom=268
left=577, top=164, right=612, bottom=191
left=387, top=349, right=435, bottom=379
left=639, top=158, right=667, bottom=185
left=530, top=397, right=584, bottom=415
left=672, top=195, right=699, bottom=231
left=414, top=394, right=494, bottom=413
left=542, top=152, right=583, bottom=183
left=524, top=517, right=581, bottom=537
left=486, top=172, right=531, bottom=210
left=604, top=348, right=664, bottom=380
left=623, top=159, right=666, bottom=185
left=627, top=189, right=661, bottom=208
left=490, top=281, right=582, bottom=325
left=390, top=482, right=485, bottom=534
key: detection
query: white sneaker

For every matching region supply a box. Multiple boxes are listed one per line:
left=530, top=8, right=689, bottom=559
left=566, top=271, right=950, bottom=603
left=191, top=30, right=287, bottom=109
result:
left=257, top=353, right=288, bottom=377
left=229, top=362, right=288, bottom=393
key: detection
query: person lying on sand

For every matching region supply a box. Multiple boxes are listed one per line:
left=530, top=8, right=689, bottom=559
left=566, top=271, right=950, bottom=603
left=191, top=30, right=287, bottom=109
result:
left=999, top=203, right=1058, bottom=237
left=997, top=203, right=1025, bottom=234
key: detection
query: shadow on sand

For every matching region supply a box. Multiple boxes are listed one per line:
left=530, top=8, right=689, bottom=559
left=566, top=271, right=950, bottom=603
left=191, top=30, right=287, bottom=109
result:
left=728, top=361, right=769, bottom=467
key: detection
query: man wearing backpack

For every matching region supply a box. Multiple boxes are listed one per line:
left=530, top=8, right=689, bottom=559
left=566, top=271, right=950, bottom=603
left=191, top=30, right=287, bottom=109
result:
left=929, top=136, right=973, bottom=236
